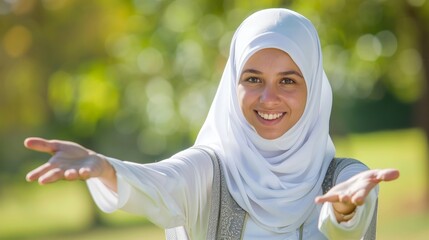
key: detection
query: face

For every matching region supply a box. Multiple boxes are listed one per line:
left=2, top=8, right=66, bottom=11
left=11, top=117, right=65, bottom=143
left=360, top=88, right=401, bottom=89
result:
left=237, top=48, right=307, bottom=140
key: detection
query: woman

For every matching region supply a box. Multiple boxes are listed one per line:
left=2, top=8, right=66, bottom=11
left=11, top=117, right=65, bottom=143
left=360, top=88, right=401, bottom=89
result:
left=25, top=8, right=399, bottom=239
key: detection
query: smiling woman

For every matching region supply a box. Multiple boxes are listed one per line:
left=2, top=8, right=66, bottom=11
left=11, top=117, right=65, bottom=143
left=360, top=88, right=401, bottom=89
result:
left=24, top=8, right=399, bottom=240
left=237, top=48, right=307, bottom=139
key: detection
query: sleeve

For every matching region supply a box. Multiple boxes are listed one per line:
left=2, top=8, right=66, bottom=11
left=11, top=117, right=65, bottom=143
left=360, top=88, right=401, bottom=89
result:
left=85, top=148, right=214, bottom=229
left=318, top=163, right=379, bottom=239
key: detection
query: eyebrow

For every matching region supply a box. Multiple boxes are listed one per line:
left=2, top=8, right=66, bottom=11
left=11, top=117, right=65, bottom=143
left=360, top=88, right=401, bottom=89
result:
left=241, top=69, right=304, bottom=78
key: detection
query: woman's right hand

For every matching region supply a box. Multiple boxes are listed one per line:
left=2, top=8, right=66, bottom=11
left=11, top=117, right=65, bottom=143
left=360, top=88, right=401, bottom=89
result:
left=24, top=137, right=117, bottom=191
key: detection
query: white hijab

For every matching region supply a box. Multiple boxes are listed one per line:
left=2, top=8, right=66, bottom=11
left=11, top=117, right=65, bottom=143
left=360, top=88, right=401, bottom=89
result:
left=195, top=8, right=335, bottom=233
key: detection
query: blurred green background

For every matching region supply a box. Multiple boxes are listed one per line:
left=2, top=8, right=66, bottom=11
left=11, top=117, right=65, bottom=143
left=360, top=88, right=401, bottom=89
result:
left=1, top=0, right=428, bottom=239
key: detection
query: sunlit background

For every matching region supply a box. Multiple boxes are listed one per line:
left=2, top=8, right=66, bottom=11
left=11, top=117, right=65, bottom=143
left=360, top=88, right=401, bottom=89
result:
left=0, top=0, right=428, bottom=239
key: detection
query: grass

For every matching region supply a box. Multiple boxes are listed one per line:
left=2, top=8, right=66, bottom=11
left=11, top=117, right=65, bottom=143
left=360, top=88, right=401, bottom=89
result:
left=0, top=180, right=164, bottom=240
left=0, top=128, right=428, bottom=239
left=29, top=225, right=163, bottom=240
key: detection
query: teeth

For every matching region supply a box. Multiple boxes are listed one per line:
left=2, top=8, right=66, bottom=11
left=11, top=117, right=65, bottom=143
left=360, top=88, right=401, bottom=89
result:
left=257, top=112, right=283, bottom=120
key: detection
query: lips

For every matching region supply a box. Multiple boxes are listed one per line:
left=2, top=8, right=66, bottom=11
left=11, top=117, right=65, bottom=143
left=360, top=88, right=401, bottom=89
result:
left=257, top=111, right=284, bottom=120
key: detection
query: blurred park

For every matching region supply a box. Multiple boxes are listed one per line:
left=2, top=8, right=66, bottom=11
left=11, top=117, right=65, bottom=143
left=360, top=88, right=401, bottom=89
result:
left=0, top=0, right=428, bottom=239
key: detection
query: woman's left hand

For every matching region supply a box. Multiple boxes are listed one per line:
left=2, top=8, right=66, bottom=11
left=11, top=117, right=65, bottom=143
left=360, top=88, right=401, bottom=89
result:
left=315, top=168, right=399, bottom=221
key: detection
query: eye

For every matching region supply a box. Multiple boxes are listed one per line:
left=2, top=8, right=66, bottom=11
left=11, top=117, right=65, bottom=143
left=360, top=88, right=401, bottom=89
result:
left=245, top=77, right=261, bottom=84
left=280, top=78, right=295, bottom=84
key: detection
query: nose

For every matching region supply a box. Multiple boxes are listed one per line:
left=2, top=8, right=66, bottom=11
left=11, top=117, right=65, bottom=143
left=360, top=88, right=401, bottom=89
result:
left=260, top=84, right=280, bottom=105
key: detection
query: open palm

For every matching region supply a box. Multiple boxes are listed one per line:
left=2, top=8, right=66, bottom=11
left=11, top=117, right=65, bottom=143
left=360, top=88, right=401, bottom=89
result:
left=25, top=137, right=104, bottom=184
left=315, top=168, right=400, bottom=215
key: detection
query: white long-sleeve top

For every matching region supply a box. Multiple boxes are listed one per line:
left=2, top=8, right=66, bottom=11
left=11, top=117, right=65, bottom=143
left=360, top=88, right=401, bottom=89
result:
left=86, top=148, right=377, bottom=240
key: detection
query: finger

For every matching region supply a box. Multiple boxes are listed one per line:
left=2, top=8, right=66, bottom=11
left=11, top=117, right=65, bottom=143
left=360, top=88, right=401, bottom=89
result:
left=64, top=169, right=79, bottom=180
left=350, top=189, right=367, bottom=205
left=375, top=169, right=400, bottom=182
left=38, top=168, right=64, bottom=184
left=338, top=193, right=351, bottom=204
left=79, top=168, right=91, bottom=180
left=315, top=194, right=339, bottom=204
left=24, top=137, right=59, bottom=154
left=26, top=163, right=55, bottom=182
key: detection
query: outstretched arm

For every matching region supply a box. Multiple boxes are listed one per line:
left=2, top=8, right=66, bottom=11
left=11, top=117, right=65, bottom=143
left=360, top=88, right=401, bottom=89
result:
left=24, top=137, right=117, bottom=192
left=315, top=168, right=400, bottom=222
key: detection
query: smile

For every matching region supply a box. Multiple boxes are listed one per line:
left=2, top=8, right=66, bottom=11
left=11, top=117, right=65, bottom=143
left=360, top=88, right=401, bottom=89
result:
left=257, top=111, right=284, bottom=120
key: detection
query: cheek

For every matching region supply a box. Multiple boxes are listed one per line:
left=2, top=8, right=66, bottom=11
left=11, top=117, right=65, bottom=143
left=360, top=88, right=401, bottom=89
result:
left=237, top=87, right=259, bottom=122
left=285, top=91, right=306, bottom=114
left=294, top=92, right=307, bottom=116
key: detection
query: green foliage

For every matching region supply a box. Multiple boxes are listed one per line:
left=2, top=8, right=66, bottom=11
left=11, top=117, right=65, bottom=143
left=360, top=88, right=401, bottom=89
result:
left=1, top=0, right=427, bottom=161
left=295, top=0, right=425, bottom=103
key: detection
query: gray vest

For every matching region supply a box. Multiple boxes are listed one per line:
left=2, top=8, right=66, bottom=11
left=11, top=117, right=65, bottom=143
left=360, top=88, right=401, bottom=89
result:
left=166, top=147, right=377, bottom=240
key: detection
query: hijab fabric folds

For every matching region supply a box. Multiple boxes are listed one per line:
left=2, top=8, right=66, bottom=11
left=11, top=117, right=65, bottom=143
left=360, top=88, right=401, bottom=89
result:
left=195, top=8, right=335, bottom=233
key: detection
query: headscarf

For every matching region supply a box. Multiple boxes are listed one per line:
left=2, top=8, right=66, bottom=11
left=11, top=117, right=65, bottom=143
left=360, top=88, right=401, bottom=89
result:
left=195, top=8, right=335, bottom=233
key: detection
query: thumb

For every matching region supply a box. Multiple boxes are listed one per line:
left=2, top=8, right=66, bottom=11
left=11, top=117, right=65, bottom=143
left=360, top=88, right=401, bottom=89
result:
left=24, top=137, right=59, bottom=154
